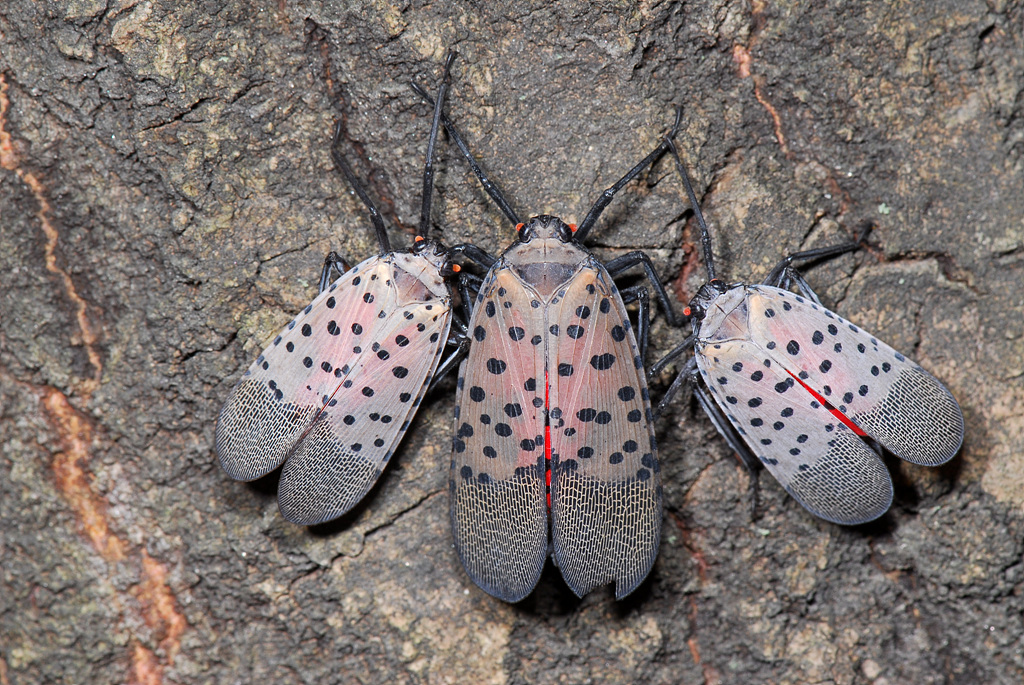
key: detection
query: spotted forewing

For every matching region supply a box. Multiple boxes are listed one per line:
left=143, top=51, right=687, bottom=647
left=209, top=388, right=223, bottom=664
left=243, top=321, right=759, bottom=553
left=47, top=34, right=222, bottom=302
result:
left=451, top=266, right=548, bottom=601
left=548, top=265, right=661, bottom=596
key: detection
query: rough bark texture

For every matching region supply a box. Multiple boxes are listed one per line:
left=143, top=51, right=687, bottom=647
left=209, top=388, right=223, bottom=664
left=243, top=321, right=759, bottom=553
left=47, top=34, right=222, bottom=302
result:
left=2, top=1, right=1022, bottom=683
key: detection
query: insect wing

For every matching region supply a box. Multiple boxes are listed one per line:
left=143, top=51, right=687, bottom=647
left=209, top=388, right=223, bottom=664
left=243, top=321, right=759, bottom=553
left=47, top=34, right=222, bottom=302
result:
left=450, top=266, right=548, bottom=602
left=278, top=279, right=452, bottom=524
left=697, top=336, right=893, bottom=525
left=215, top=254, right=388, bottom=481
left=747, top=285, right=963, bottom=466
left=548, top=261, right=661, bottom=599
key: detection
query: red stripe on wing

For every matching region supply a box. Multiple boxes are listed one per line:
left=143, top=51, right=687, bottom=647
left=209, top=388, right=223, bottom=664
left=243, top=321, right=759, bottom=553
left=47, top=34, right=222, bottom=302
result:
left=545, top=368, right=552, bottom=509
left=787, top=369, right=869, bottom=437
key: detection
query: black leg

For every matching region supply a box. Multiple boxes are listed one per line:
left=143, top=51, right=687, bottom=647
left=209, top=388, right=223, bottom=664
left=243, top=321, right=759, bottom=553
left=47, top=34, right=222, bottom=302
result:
left=666, top=138, right=718, bottom=282
left=428, top=331, right=470, bottom=391
left=605, top=250, right=683, bottom=327
left=330, top=121, right=392, bottom=254
left=654, top=335, right=764, bottom=521
left=648, top=332, right=696, bottom=380
left=460, top=268, right=483, bottom=286
left=773, top=267, right=824, bottom=305
left=762, top=223, right=872, bottom=287
left=458, top=271, right=484, bottom=291
left=654, top=354, right=697, bottom=418
left=693, top=381, right=762, bottom=520
left=451, top=242, right=498, bottom=269
left=619, top=284, right=651, bottom=364
left=318, top=251, right=348, bottom=293
left=417, top=50, right=458, bottom=239
left=448, top=313, right=469, bottom=338
left=457, top=272, right=481, bottom=322
left=575, top=108, right=683, bottom=243
left=692, top=381, right=760, bottom=475
left=653, top=370, right=686, bottom=421
left=410, top=83, right=521, bottom=227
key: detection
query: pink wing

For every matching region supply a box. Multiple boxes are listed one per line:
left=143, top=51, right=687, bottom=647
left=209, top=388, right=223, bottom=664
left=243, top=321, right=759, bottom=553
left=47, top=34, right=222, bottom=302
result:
left=217, top=252, right=452, bottom=525
left=449, top=267, right=548, bottom=602
left=746, top=285, right=963, bottom=466
left=277, top=296, right=451, bottom=524
left=697, top=336, right=893, bottom=524
left=216, top=254, right=391, bottom=481
left=548, top=261, right=661, bottom=599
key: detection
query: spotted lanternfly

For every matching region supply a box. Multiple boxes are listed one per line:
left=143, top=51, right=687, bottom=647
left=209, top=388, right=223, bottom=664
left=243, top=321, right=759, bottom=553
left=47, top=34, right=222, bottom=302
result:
left=416, top=82, right=683, bottom=600
left=215, top=51, right=469, bottom=525
left=653, top=144, right=964, bottom=525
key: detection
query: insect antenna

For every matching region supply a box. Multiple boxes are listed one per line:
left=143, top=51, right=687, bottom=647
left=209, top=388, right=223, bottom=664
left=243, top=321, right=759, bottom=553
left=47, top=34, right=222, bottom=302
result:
left=417, top=50, right=458, bottom=241
left=573, top=107, right=683, bottom=243
left=410, top=82, right=521, bottom=227
left=665, top=138, right=716, bottom=282
left=330, top=120, right=392, bottom=254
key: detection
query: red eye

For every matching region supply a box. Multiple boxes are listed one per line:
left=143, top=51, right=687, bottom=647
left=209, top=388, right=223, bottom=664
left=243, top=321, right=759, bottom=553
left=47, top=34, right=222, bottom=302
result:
left=568, top=223, right=578, bottom=232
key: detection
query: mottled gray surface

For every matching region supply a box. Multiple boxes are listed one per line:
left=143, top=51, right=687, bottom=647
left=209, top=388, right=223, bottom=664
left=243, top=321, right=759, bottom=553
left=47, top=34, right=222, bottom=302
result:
left=1, top=1, right=1022, bottom=683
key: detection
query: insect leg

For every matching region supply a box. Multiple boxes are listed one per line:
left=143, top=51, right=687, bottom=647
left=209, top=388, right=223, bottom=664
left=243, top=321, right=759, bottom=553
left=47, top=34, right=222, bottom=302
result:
left=762, top=223, right=872, bottom=287
left=575, top=107, right=684, bottom=242
left=666, top=139, right=717, bottom=282
left=417, top=50, right=457, bottom=240
left=619, top=284, right=651, bottom=363
left=429, top=328, right=471, bottom=391
left=776, top=267, right=825, bottom=305
left=692, top=377, right=762, bottom=520
left=693, top=381, right=761, bottom=474
left=618, top=284, right=652, bottom=363
left=448, top=311, right=469, bottom=339
left=410, top=83, right=521, bottom=227
left=604, top=251, right=684, bottom=327
left=648, top=332, right=697, bottom=380
left=318, top=251, right=348, bottom=293
left=451, top=243, right=498, bottom=269
left=432, top=275, right=473, bottom=391
left=654, top=353, right=697, bottom=418
left=330, top=120, right=392, bottom=254
left=456, top=271, right=482, bottom=321
left=458, top=270, right=484, bottom=288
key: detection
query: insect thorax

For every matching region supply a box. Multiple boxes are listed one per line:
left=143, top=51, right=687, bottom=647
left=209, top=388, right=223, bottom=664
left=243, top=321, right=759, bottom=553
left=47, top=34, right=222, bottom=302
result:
left=390, top=249, right=450, bottom=304
left=503, top=215, right=589, bottom=300
left=694, top=284, right=750, bottom=346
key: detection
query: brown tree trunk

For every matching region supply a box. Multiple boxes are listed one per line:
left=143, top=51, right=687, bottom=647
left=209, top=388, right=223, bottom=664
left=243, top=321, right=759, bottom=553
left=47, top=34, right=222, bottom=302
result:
left=2, top=1, right=1022, bottom=683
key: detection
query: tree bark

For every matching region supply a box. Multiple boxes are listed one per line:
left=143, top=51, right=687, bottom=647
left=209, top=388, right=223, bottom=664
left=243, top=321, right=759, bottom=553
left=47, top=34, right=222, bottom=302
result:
left=2, top=1, right=1022, bottom=683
